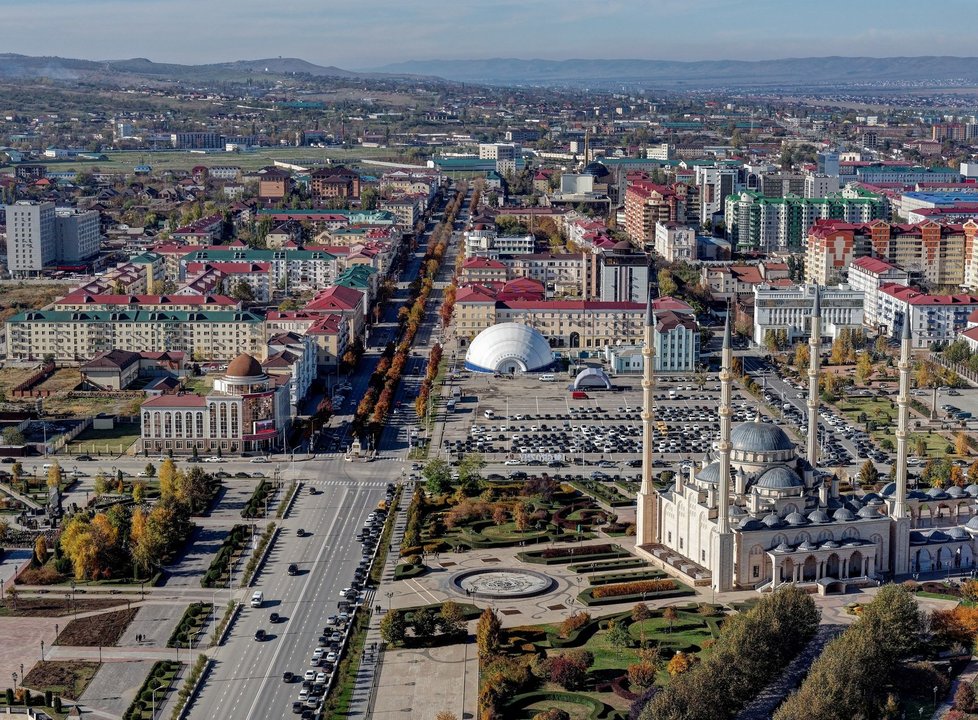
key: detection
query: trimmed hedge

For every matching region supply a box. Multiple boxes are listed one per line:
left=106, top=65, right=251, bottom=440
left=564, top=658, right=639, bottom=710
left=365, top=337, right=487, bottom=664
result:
left=393, top=563, right=428, bottom=580
left=587, top=570, right=666, bottom=586
left=578, top=585, right=694, bottom=607
left=502, top=690, right=622, bottom=720
left=200, top=524, right=249, bottom=588
left=569, top=558, right=648, bottom=574
left=592, top=579, right=677, bottom=599
left=519, top=544, right=629, bottom=565
left=241, top=480, right=274, bottom=518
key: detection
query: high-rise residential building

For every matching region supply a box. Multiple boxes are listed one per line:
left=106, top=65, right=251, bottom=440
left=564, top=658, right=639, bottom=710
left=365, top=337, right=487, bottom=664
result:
left=54, top=209, right=100, bottom=263
left=695, top=166, right=739, bottom=227
left=5, top=201, right=56, bottom=275
left=804, top=174, right=840, bottom=199
left=624, top=178, right=688, bottom=245
left=725, top=190, right=886, bottom=252
left=804, top=219, right=977, bottom=289
left=847, top=257, right=912, bottom=329
left=817, top=150, right=840, bottom=177
left=877, top=284, right=978, bottom=347
left=478, top=143, right=519, bottom=161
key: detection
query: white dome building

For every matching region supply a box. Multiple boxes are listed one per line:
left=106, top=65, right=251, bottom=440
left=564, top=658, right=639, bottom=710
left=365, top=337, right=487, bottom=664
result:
left=464, top=323, right=554, bottom=374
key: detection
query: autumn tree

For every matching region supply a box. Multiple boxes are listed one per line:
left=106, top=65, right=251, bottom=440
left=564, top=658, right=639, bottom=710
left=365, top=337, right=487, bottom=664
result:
left=855, top=352, right=873, bottom=385
left=438, top=601, right=465, bottom=637
left=476, top=608, right=502, bottom=659
left=628, top=662, right=659, bottom=689
left=546, top=650, right=593, bottom=690
left=955, top=432, right=971, bottom=457
left=631, top=603, right=652, bottom=622
left=380, top=610, right=407, bottom=646
left=159, top=458, right=177, bottom=500
left=858, top=460, right=879, bottom=486
left=514, top=503, right=531, bottom=532
left=662, top=606, right=678, bottom=633
left=33, top=535, right=48, bottom=566
left=793, top=343, right=810, bottom=375
left=413, top=607, right=438, bottom=639
left=46, top=461, right=62, bottom=488
left=131, top=479, right=146, bottom=504
left=666, top=651, right=697, bottom=676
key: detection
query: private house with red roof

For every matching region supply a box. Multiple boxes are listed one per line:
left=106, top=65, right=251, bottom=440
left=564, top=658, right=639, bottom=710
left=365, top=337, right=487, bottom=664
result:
left=877, top=283, right=978, bottom=347
left=171, top=214, right=225, bottom=245
left=81, top=349, right=142, bottom=390
left=700, top=262, right=791, bottom=301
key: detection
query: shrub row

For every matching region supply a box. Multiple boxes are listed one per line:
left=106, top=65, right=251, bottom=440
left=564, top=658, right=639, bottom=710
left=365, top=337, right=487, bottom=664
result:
left=169, top=653, right=208, bottom=720
left=592, top=578, right=678, bottom=599
left=587, top=570, right=666, bottom=586
left=200, top=524, right=249, bottom=588
left=241, top=480, right=274, bottom=519
left=239, top=522, right=276, bottom=587
left=569, top=558, right=648, bottom=574
left=123, top=660, right=180, bottom=720
left=579, top=586, right=695, bottom=607
left=166, top=603, right=212, bottom=648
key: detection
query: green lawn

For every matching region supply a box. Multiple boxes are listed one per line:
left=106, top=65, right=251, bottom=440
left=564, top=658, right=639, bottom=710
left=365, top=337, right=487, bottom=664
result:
left=65, top=423, right=142, bottom=454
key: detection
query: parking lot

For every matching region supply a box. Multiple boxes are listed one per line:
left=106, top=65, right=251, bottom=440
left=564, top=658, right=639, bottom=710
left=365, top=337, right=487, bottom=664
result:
left=425, top=370, right=772, bottom=480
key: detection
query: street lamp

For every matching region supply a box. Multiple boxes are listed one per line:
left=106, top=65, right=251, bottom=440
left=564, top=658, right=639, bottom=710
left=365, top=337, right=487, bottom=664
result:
left=151, top=681, right=165, bottom=720
left=385, top=591, right=394, bottom=612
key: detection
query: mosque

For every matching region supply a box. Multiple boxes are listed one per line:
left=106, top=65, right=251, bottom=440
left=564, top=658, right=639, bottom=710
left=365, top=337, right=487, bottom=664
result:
left=634, top=288, right=978, bottom=593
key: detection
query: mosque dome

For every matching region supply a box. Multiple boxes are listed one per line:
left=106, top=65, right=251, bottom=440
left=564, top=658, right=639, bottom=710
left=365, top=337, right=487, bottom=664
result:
left=880, top=482, right=896, bottom=497
left=966, top=516, right=978, bottom=531
left=695, top=462, right=721, bottom=484
left=582, top=161, right=610, bottom=178
left=761, top=512, right=783, bottom=528
left=966, top=484, right=978, bottom=497
left=226, top=353, right=264, bottom=378
left=755, top=466, right=804, bottom=491
left=738, top=518, right=765, bottom=531
left=731, top=423, right=794, bottom=454
left=807, top=509, right=832, bottom=524
left=784, top=511, right=810, bottom=526
left=856, top=505, right=881, bottom=519
left=464, top=323, right=554, bottom=375
left=832, top=507, right=856, bottom=522
left=947, top=486, right=965, bottom=498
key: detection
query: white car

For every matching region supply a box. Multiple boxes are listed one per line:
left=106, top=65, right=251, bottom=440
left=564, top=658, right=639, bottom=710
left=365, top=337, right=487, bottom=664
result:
left=312, top=647, right=325, bottom=660
left=204, top=456, right=222, bottom=463
left=315, top=672, right=327, bottom=685
left=250, top=457, right=268, bottom=463
left=504, top=459, right=522, bottom=466
left=325, top=651, right=338, bottom=664
left=304, top=670, right=316, bottom=682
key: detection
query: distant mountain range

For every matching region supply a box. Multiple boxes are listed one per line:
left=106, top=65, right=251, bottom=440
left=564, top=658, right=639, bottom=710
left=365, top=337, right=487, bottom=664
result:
left=0, top=54, right=403, bottom=84
left=4, top=53, right=978, bottom=92
left=369, top=56, right=978, bottom=89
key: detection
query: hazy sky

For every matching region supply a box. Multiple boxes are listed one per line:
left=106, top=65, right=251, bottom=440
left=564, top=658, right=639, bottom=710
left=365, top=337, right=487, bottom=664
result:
left=2, top=0, right=972, bottom=67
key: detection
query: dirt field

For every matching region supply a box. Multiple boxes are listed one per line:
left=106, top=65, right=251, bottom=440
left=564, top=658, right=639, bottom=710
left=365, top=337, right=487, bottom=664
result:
left=23, top=660, right=100, bottom=699
left=0, top=597, right=124, bottom=618
left=55, top=608, right=138, bottom=647
left=0, top=366, right=41, bottom=399
left=35, top=369, right=81, bottom=394
left=0, top=284, right=71, bottom=325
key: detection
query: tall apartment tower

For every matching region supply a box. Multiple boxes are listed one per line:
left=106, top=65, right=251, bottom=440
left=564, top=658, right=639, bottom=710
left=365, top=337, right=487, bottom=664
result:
left=55, top=209, right=101, bottom=263
left=5, top=201, right=56, bottom=276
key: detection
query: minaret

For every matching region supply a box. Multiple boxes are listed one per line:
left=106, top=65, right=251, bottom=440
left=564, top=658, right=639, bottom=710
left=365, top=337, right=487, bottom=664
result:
left=890, top=314, right=913, bottom=576
left=806, top=286, right=822, bottom=468
left=717, top=317, right=733, bottom=534
left=713, top=315, right=735, bottom=592
left=636, top=288, right=657, bottom=547
left=894, top=315, right=912, bottom=517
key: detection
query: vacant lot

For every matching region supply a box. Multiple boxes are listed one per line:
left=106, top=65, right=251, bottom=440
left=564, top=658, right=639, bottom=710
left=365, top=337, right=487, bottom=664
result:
left=35, top=368, right=81, bottom=394
left=0, top=283, right=70, bottom=325
left=55, top=608, right=138, bottom=646
left=67, top=423, right=142, bottom=454
left=23, top=660, right=100, bottom=699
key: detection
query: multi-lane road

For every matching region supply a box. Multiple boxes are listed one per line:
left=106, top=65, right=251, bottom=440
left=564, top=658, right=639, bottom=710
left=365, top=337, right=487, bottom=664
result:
left=189, top=467, right=387, bottom=720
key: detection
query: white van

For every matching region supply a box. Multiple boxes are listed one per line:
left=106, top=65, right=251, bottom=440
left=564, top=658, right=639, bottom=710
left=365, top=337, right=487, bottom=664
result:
left=484, top=409, right=495, bottom=419
left=250, top=591, right=264, bottom=608
left=539, top=374, right=555, bottom=382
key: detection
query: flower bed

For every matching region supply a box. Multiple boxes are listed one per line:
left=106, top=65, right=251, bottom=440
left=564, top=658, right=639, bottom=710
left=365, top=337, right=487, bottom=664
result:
left=578, top=581, right=694, bottom=607
left=519, top=544, right=629, bottom=565
left=587, top=570, right=666, bottom=586
left=568, top=558, right=648, bottom=574
left=592, top=578, right=677, bottom=598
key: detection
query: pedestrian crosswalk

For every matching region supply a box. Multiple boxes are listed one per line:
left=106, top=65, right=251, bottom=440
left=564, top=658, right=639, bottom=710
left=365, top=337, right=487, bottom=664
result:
left=307, top=480, right=392, bottom=488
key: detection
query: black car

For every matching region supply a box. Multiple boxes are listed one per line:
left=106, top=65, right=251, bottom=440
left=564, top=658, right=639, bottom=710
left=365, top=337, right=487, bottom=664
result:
left=255, top=628, right=267, bottom=641
left=270, top=612, right=281, bottom=623
left=283, top=671, right=294, bottom=682
left=292, top=701, right=303, bottom=714
left=296, top=529, right=306, bottom=537
left=74, top=455, right=93, bottom=462
left=288, top=563, right=299, bottom=576
left=627, top=459, right=642, bottom=468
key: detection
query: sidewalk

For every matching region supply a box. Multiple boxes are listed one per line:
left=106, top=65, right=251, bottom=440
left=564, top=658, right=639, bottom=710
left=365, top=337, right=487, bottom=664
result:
left=346, top=483, right=413, bottom=720
left=933, top=657, right=978, bottom=719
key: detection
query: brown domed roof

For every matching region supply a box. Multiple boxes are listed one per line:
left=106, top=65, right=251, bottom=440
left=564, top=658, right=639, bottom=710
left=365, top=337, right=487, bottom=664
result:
left=226, top=353, right=264, bottom=378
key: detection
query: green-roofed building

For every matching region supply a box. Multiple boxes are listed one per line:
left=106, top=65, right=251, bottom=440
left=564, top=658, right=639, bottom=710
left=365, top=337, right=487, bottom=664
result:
left=6, top=309, right=266, bottom=362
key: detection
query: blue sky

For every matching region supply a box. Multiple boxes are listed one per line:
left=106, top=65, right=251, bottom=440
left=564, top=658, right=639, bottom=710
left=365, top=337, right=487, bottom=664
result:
left=1, top=0, right=971, bottom=67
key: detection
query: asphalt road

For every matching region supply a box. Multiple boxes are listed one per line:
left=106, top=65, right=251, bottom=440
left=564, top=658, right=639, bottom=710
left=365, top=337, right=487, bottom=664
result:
left=188, top=468, right=387, bottom=720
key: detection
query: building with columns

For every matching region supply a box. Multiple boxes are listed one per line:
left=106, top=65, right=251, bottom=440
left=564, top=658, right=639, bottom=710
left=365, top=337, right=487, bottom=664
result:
left=635, top=288, right=974, bottom=593
left=139, top=353, right=290, bottom=456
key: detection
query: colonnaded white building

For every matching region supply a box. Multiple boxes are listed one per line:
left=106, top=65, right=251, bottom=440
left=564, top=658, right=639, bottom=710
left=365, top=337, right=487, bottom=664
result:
left=634, top=288, right=978, bottom=593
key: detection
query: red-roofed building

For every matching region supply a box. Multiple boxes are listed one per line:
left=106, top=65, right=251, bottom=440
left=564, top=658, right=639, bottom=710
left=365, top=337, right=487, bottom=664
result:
left=55, top=293, right=240, bottom=312
left=624, top=177, right=688, bottom=244
left=878, top=283, right=978, bottom=346
left=303, top=285, right=365, bottom=341
left=848, top=256, right=912, bottom=328
left=184, top=261, right=272, bottom=302
left=700, top=263, right=790, bottom=301
left=805, top=218, right=978, bottom=288
left=459, top=257, right=507, bottom=285
left=171, top=214, right=225, bottom=245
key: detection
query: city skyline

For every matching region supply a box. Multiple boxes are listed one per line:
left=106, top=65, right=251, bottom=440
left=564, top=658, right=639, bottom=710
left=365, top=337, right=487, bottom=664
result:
left=2, top=0, right=974, bottom=68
